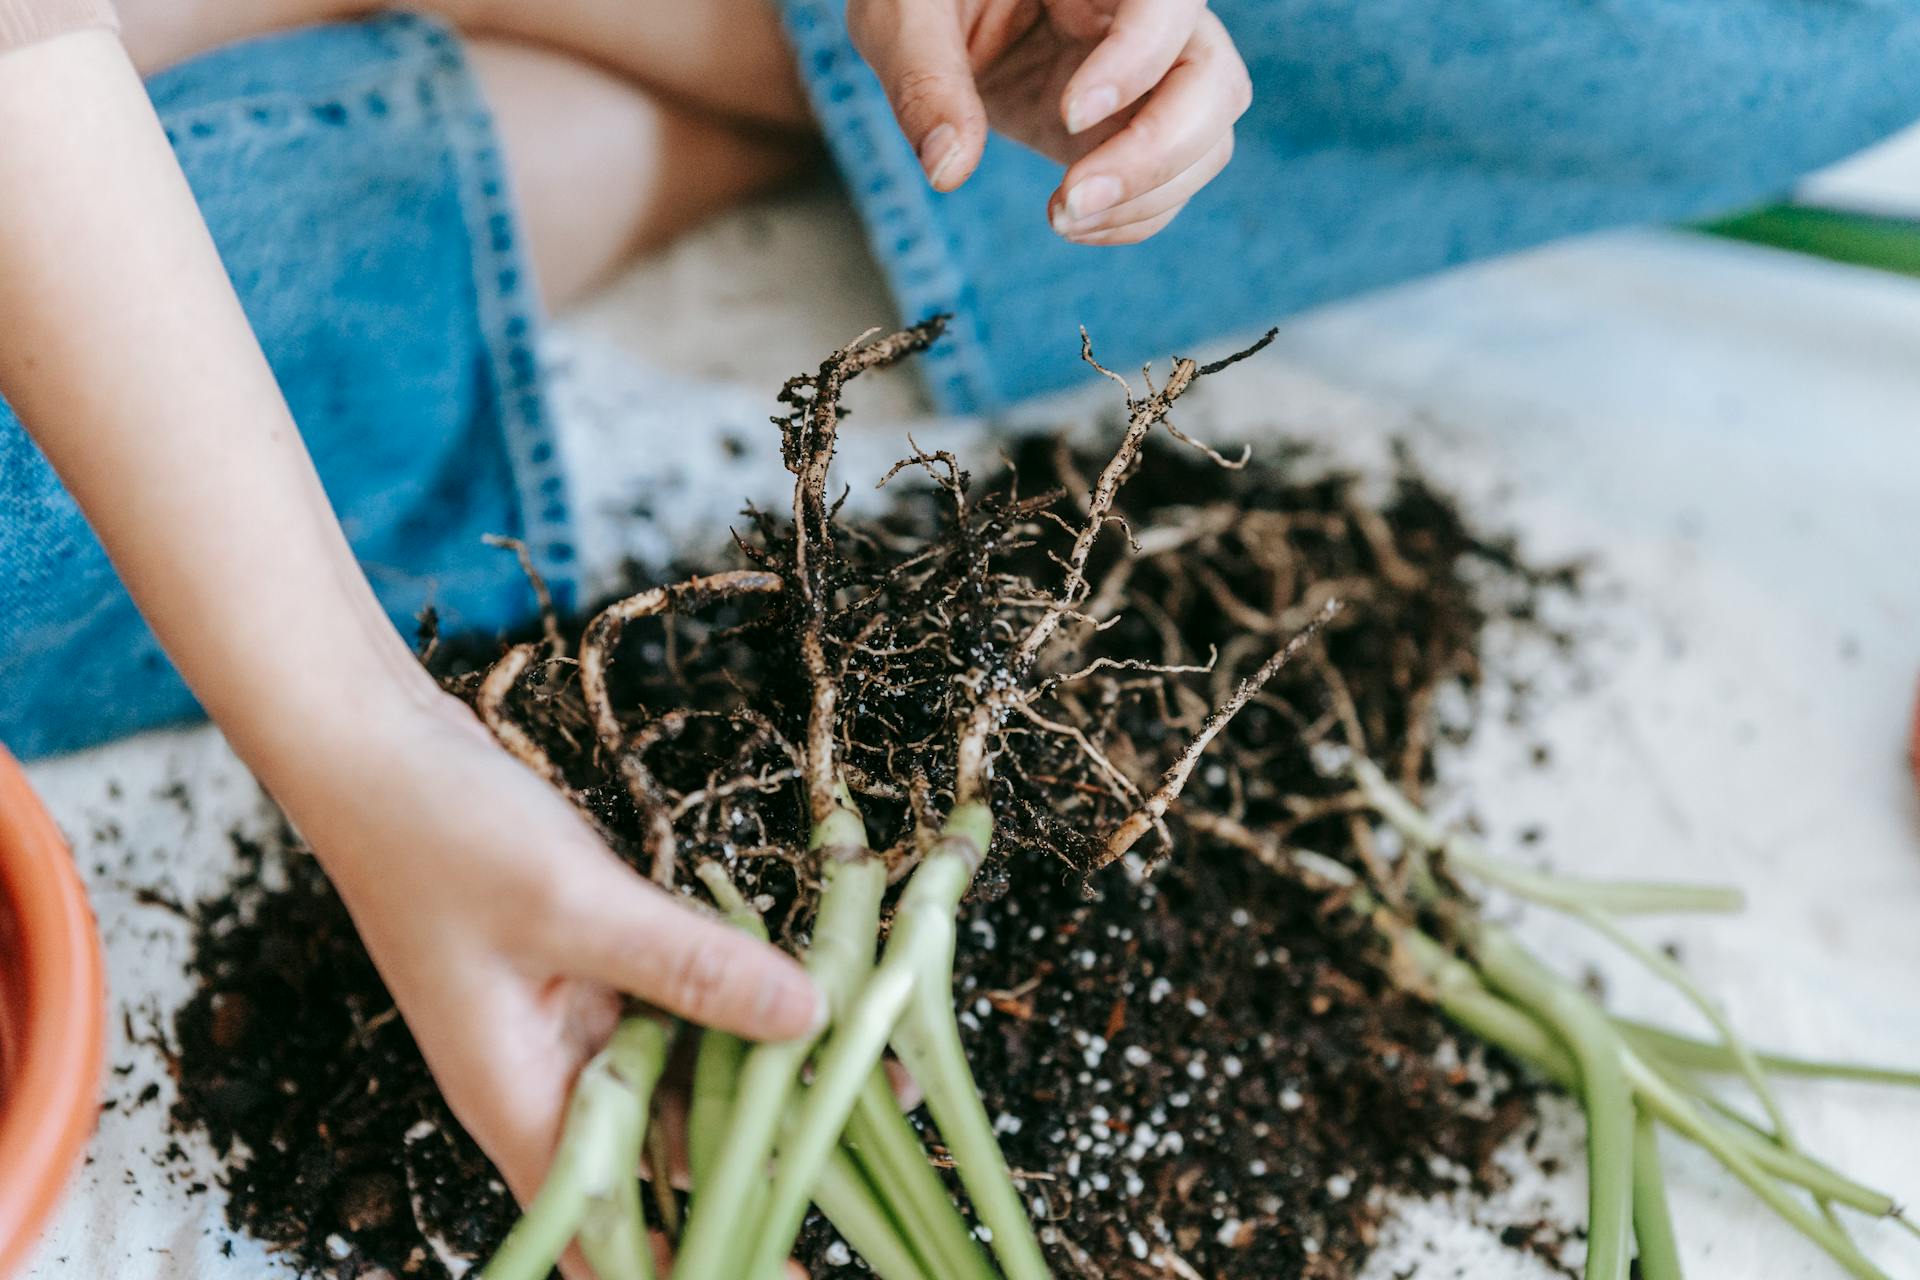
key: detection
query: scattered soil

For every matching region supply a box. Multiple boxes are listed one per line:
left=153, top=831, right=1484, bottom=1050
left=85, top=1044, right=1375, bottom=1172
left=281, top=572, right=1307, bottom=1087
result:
left=172, top=832, right=516, bottom=1277
left=168, top=330, right=1579, bottom=1278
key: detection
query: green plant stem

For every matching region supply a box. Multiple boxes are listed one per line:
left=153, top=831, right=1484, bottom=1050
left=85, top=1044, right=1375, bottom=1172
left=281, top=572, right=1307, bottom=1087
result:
left=1624, top=1053, right=1894, bottom=1280
left=1631, top=1110, right=1684, bottom=1280
left=689, top=1028, right=746, bottom=1193
left=747, top=802, right=1050, bottom=1280
left=584, top=1017, right=672, bottom=1280
left=1574, top=908, right=1792, bottom=1141
left=887, top=804, right=1049, bottom=1280
left=672, top=847, right=887, bottom=1280
left=1355, top=761, right=1744, bottom=915
left=481, top=1132, right=599, bottom=1280
left=1615, top=1019, right=1920, bottom=1089
left=1699, top=205, right=1920, bottom=279
left=894, top=960, right=1049, bottom=1280
left=1577, top=903, right=1864, bottom=1235
left=1398, top=916, right=1920, bottom=1279
left=1475, top=927, right=1636, bottom=1280
left=814, top=1146, right=937, bottom=1280
left=580, top=1162, right=654, bottom=1280
left=1400, top=929, right=1579, bottom=1080
left=846, top=1069, right=997, bottom=1280
left=1631, top=1051, right=1902, bottom=1223
left=483, top=1015, right=671, bottom=1280
left=687, top=862, right=767, bottom=1196
left=1416, top=931, right=1908, bottom=1223
left=747, top=916, right=926, bottom=1276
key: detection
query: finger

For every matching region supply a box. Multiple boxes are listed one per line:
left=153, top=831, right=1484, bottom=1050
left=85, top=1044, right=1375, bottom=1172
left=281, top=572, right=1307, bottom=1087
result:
left=1052, top=132, right=1230, bottom=243
left=1059, top=0, right=1207, bottom=135
left=1054, top=12, right=1249, bottom=225
left=554, top=857, right=824, bottom=1040
left=1056, top=206, right=1182, bottom=245
left=848, top=0, right=990, bottom=190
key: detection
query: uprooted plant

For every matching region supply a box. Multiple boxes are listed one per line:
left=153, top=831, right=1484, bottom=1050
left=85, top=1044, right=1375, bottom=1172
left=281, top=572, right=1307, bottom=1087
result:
left=461, top=320, right=1918, bottom=1280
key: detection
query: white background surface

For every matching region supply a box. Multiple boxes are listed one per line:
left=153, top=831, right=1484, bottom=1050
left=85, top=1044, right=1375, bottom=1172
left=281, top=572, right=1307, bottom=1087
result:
left=23, top=168, right=1920, bottom=1277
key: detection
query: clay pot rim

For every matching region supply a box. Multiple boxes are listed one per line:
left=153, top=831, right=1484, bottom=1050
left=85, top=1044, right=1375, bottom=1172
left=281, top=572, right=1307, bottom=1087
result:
left=0, top=746, right=104, bottom=1276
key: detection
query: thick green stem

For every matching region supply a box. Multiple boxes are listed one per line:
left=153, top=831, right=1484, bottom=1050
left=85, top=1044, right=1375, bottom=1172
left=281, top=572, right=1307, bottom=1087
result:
left=887, top=804, right=1049, bottom=1280
left=1475, top=928, right=1636, bottom=1280
left=747, top=803, right=1049, bottom=1280
left=1356, top=761, right=1744, bottom=915
left=1732, top=1131, right=1902, bottom=1217
left=895, top=958, right=1049, bottom=1280
left=688, top=1030, right=745, bottom=1193
left=1418, top=932, right=1907, bottom=1222
left=672, top=851, right=887, bottom=1280
left=1632, top=1051, right=1902, bottom=1221
left=483, top=1016, right=671, bottom=1280
left=747, top=932, right=923, bottom=1275
left=847, top=1069, right=998, bottom=1280
left=687, top=862, right=767, bottom=1195
left=1616, top=1019, right=1920, bottom=1089
left=583, top=1017, right=672, bottom=1280
left=813, top=1145, right=937, bottom=1280
left=1402, top=929, right=1579, bottom=1082
left=1631, top=1110, right=1684, bottom=1280
left=1399, top=907, right=1920, bottom=1280
left=481, top=1133, right=599, bottom=1280
left=1575, top=908, right=1792, bottom=1141
left=580, top=1163, right=654, bottom=1280
left=1625, top=1053, right=1894, bottom=1280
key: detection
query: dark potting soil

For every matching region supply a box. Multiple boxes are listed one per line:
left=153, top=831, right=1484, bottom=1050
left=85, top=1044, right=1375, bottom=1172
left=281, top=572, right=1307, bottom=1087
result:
left=171, top=831, right=518, bottom=1277
left=167, top=418, right=1579, bottom=1277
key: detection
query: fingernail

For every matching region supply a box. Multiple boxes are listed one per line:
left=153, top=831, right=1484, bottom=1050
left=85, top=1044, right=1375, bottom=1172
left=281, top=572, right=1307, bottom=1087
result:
left=919, top=123, right=960, bottom=190
left=1065, top=175, right=1122, bottom=222
left=1066, top=84, right=1119, bottom=135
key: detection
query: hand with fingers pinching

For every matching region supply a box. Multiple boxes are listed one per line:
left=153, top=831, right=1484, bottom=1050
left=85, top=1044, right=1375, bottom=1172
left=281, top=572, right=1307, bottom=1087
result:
left=848, top=0, right=1252, bottom=244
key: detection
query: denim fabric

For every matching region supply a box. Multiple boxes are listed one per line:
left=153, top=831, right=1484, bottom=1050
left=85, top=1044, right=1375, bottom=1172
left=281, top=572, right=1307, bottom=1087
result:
left=0, top=14, right=571, bottom=759
left=781, top=0, right=1920, bottom=414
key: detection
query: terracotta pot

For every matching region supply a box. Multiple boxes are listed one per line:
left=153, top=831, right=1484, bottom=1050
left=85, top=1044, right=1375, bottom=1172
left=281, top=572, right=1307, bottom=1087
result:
left=0, top=747, right=104, bottom=1277
left=1912, top=679, right=1920, bottom=798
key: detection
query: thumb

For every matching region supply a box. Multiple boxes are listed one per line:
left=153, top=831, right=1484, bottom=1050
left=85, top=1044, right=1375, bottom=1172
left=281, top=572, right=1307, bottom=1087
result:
left=848, top=0, right=989, bottom=191
left=556, top=855, right=824, bottom=1040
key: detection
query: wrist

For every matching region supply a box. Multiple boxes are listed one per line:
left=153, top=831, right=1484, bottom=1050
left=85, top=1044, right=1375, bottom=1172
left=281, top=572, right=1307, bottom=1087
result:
left=227, top=643, right=470, bottom=831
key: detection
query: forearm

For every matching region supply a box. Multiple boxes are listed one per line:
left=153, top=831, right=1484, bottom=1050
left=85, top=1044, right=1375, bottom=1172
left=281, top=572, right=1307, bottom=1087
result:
left=0, top=32, right=441, bottom=799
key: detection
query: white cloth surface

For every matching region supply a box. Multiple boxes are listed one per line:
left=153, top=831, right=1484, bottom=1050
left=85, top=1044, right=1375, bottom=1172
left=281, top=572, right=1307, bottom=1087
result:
left=22, top=181, right=1920, bottom=1278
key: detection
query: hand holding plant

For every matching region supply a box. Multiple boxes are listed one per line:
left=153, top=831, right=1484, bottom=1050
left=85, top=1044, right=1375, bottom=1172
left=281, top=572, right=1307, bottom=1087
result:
left=268, top=691, right=821, bottom=1279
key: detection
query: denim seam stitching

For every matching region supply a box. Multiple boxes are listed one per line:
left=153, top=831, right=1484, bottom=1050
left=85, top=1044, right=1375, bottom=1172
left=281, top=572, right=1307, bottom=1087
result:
left=421, top=24, right=581, bottom=610
left=780, top=0, right=1000, bottom=414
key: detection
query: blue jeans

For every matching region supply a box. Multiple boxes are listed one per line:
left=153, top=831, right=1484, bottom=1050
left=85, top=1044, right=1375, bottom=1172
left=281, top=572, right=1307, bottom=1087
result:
left=0, top=16, right=573, bottom=759
left=783, top=0, right=1920, bottom=412
left=7, top=4, right=1920, bottom=758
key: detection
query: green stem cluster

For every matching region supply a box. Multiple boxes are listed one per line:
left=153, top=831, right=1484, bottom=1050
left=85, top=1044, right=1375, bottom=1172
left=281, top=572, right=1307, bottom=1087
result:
left=480, top=790, right=1034, bottom=1280
left=1352, top=760, right=1920, bottom=1280
left=482, top=1015, right=673, bottom=1280
left=501, top=790, right=1035, bottom=1280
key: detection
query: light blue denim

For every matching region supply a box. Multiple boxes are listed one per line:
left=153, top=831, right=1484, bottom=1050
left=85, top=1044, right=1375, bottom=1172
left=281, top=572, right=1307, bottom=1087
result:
left=0, top=15, right=573, bottom=759
left=781, top=0, right=1920, bottom=412
left=8, top=5, right=1920, bottom=758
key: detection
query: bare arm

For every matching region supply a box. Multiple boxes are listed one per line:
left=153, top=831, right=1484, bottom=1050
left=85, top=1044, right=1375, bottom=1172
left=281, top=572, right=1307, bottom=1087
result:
left=0, top=28, right=435, bottom=772
left=0, top=34, right=819, bottom=1269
